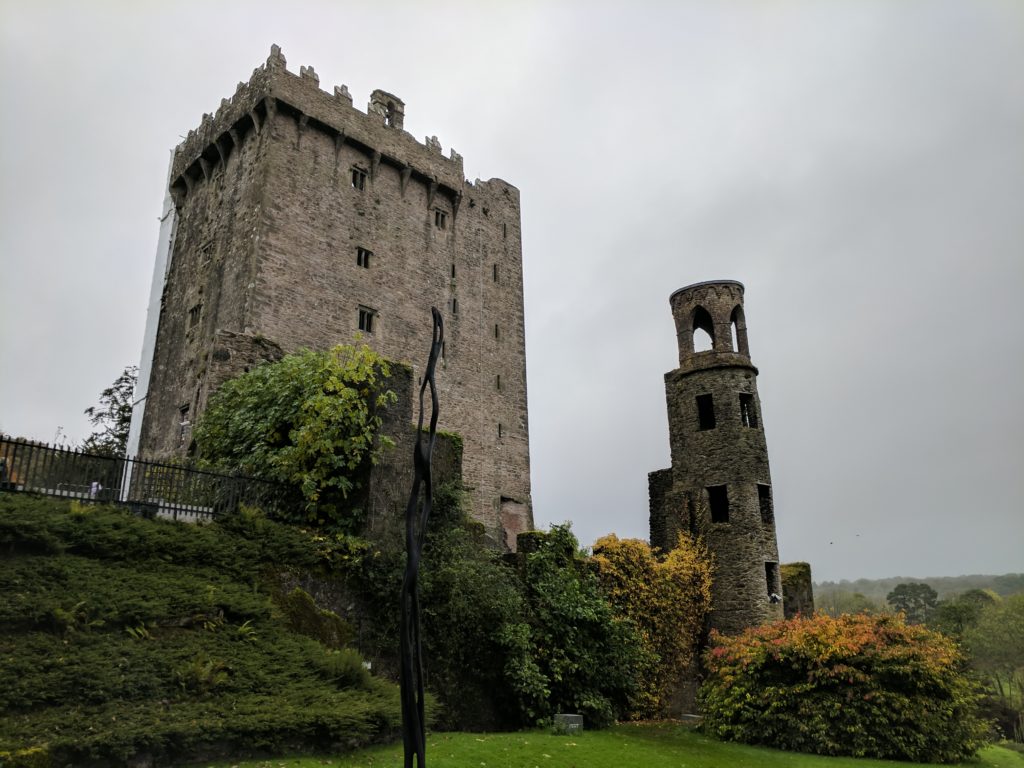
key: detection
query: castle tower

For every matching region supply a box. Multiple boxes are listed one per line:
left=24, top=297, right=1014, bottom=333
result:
left=133, top=46, right=532, bottom=547
left=649, top=280, right=783, bottom=634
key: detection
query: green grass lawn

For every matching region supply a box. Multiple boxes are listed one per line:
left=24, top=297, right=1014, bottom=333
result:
left=194, top=722, right=1024, bottom=768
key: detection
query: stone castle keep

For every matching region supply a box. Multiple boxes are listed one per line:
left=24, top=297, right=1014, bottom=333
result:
left=135, top=46, right=532, bottom=546
left=649, top=281, right=786, bottom=634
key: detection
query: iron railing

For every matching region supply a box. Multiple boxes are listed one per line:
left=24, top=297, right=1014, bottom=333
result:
left=0, top=436, right=298, bottom=523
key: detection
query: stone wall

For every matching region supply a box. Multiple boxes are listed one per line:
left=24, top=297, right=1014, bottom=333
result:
left=139, top=46, right=531, bottom=548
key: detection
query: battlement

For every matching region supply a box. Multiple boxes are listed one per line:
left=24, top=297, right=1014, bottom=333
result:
left=170, top=44, right=464, bottom=204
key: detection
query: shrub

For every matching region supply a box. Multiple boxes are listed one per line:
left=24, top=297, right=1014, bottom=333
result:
left=509, top=525, right=641, bottom=728
left=193, top=344, right=397, bottom=527
left=700, top=613, right=988, bottom=763
left=592, top=533, right=712, bottom=718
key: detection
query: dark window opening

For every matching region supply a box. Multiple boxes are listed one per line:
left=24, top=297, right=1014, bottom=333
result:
left=358, top=306, right=375, bottom=333
left=451, top=297, right=458, bottom=315
left=758, top=484, right=774, bottom=526
left=351, top=167, right=367, bottom=190
left=356, top=247, right=372, bottom=268
left=502, top=222, right=507, bottom=238
left=435, top=209, right=447, bottom=229
left=496, top=374, right=501, bottom=391
left=765, top=562, right=780, bottom=597
left=740, top=393, right=758, bottom=428
left=707, top=484, right=729, bottom=523
left=493, top=263, right=499, bottom=282
left=498, top=423, right=503, bottom=438
left=178, top=405, right=191, bottom=447
left=188, top=303, right=202, bottom=329
left=441, top=341, right=446, bottom=358
left=696, top=394, right=716, bottom=430
left=451, top=264, right=456, bottom=279
left=494, top=324, right=500, bottom=340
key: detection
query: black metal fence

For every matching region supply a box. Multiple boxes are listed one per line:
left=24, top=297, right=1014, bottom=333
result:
left=0, top=436, right=298, bottom=523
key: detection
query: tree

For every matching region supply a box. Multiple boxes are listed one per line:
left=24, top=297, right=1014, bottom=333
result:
left=81, top=365, right=137, bottom=457
left=591, top=533, right=712, bottom=718
left=193, top=344, right=395, bottom=526
left=886, top=582, right=938, bottom=624
left=964, top=594, right=1024, bottom=741
left=929, top=589, right=999, bottom=639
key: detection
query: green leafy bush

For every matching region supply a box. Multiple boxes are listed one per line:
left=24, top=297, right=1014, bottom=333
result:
left=700, top=613, right=988, bottom=763
left=509, top=525, right=641, bottom=728
left=193, top=344, right=396, bottom=527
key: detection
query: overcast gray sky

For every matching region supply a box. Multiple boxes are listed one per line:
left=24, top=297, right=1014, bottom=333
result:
left=1, top=0, right=1021, bottom=582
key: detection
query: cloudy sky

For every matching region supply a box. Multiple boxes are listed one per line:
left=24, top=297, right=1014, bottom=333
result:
left=1, top=1, right=1021, bottom=582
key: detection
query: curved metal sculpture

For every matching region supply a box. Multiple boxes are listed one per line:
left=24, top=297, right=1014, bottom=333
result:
left=400, top=307, right=444, bottom=767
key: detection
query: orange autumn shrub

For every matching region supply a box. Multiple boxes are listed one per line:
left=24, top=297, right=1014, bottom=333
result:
left=700, top=613, right=988, bottom=763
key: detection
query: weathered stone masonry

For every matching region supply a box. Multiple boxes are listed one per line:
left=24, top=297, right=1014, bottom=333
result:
left=649, top=281, right=785, bottom=635
left=138, top=46, right=532, bottom=547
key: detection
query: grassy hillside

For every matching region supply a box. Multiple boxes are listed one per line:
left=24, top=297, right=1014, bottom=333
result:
left=196, top=723, right=1024, bottom=768
left=0, top=494, right=405, bottom=767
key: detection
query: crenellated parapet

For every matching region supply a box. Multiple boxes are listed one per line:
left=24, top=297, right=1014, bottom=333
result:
left=170, top=44, right=465, bottom=206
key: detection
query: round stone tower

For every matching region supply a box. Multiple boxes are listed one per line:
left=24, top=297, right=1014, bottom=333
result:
left=649, top=280, right=783, bottom=634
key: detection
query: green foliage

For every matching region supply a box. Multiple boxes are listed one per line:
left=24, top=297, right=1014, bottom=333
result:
left=193, top=344, right=397, bottom=527
left=964, top=595, right=1024, bottom=741
left=81, top=364, right=137, bottom=457
left=929, top=589, right=1000, bottom=639
left=0, top=494, right=405, bottom=767
left=592, top=533, right=713, bottom=718
left=509, top=524, right=641, bottom=728
left=700, top=613, right=989, bottom=763
left=887, top=582, right=939, bottom=624
left=349, top=480, right=533, bottom=730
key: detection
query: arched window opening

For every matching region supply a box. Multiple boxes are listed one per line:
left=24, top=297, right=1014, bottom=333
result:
left=693, top=306, right=714, bottom=352
left=730, top=305, right=749, bottom=356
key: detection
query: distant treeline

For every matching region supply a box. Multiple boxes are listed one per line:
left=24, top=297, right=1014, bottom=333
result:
left=815, top=573, right=1024, bottom=605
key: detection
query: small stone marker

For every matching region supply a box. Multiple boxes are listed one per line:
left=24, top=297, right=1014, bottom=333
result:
left=553, top=713, right=583, bottom=734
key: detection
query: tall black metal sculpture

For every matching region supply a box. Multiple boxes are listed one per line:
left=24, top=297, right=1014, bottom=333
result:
left=400, top=307, right=443, bottom=767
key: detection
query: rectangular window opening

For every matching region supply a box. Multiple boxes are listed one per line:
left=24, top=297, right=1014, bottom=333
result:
left=494, top=324, right=500, bottom=340
left=356, top=247, right=372, bottom=268
left=493, top=263, right=499, bottom=282
left=498, top=423, right=503, bottom=439
left=451, top=297, right=458, bottom=316
left=766, top=562, right=780, bottom=598
left=188, top=303, right=202, bottom=329
left=707, top=484, right=729, bottom=524
left=496, top=374, right=501, bottom=391
left=434, top=209, right=447, bottom=229
left=351, top=167, right=367, bottom=190
left=451, top=264, right=456, bottom=279
left=758, top=484, right=774, bottom=526
left=740, top=393, right=759, bottom=428
left=358, top=306, right=376, bottom=334
left=696, top=394, right=716, bottom=430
